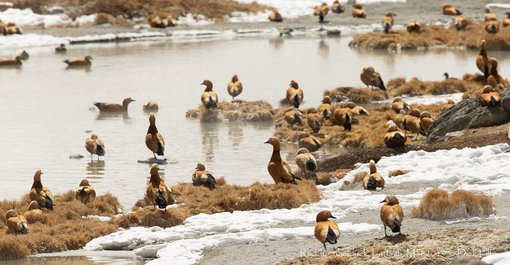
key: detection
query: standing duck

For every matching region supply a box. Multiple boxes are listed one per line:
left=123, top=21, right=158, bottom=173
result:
left=85, top=133, right=105, bottom=160
left=268, top=10, right=283, bottom=22
left=419, top=111, right=435, bottom=134
left=64, top=55, right=93, bottom=68
left=380, top=195, right=404, bottom=237
left=484, top=8, right=497, bottom=22
left=503, top=11, right=510, bottom=27
left=192, top=163, right=216, bottom=190
left=145, top=113, right=165, bottom=159
left=352, top=3, right=366, bottom=18
left=381, top=12, right=396, bottom=33
left=94, top=97, right=135, bottom=113
left=295, top=148, right=317, bottom=178
left=145, top=164, right=174, bottom=209
left=318, top=96, right=334, bottom=121
left=314, top=210, right=340, bottom=250
left=332, top=107, right=352, bottom=131
left=5, top=210, right=28, bottom=234
left=265, top=137, right=300, bottom=184
left=227, top=74, right=243, bottom=101
left=360, top=67, right=386, bottom=90
left=476, top=40, right=489, bottom=78
left=363, top=160, right=385, bottom=190
left=286, top=80, right=304, bottom=108
left=331, top=0, right=345, bottom=14
left=306, top=112, right=324, bottom=134
left=201, top=80, right=219, bottom=109
left=29, top=170, right=55, bottom=210
left=76, top=179, right=96, bottom=204
left=403, top=109, right=425, bottom=139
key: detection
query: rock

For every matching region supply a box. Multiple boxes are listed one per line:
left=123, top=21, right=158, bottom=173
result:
left=426, top=89, right=510, bottom=143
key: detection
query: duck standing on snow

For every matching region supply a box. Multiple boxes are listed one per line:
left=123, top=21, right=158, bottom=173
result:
left=360, top=67, right=386, bottom=90
left=363, top=160, right=385, bottom=190
left=380, top=195, right=404, bottom=237
left=192, top=163, right=216, bottom=189
left=201, top=80, right=219, bottom=109
left=145, top=164, right=174, bottom=209
left=5, top=209, right=28, bottom=234
left=227, top=74, right=243, bottom=101
left=94, top=97, right=135, bottom=113
left=85, top=133, right=105, bottom=160
left=29, top=170, right=55, bottom=210
left=314, top=210, right=340, bottom=250
left=64, top=55, right=93, bottom=68
left=76, top=179, right=96, bottom=204
left=146, top=113, right=165, bottom=159
left=265, top=137, right=301, bottom=184
left=286, top=80, right=304, bottom=108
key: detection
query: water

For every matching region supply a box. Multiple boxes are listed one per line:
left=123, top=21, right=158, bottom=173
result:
left=1, top=35, right=509, bottom=210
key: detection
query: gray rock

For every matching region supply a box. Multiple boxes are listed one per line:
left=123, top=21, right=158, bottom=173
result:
left=426, top=89, right=510, bottom=143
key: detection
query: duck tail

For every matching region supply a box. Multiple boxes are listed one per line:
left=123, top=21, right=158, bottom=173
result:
left=306, top=159, right=317, bottom=172
left=155, top=189, right=167, bottom=209
left=326, top=226, right=338, bottom=244
left=290, top=172, right=302, bottom=184
left=156, top=142, right=164, bottom=156
left=96, top=145, right=105, bottom=156
left=490, top=96, right=499, bottom=107
left=384, top=23, right=390, bottom=33
left=206, top=174, right=216, bottom=190
left=292, top=94, right=300, bottom=108
left=367, top=176, right=377, bottom=188
left=391, top=217, right=401, bottom=233
left=45, top=195, right=54, bottom=210
left=344, top=114, right=352, bottom=131
left=322, top=109, right=330, bottom=120
left=379, top=77, right=386, bottom=91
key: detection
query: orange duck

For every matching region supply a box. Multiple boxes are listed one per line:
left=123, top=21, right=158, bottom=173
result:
left=286, top=80, right=304, bottom=108
left=94, top=97, right=135, bottom=112
left=76, top=179, right=96, bottom=204
left=380, top=195, right=404, bottom=237
left=381, top=12, right=396, bottom=33
left=314, top=210, right=340, bottom=250
left=227, top=74, right=243, bottom=101
left=201, top=80, right=219, bottom=109
left=29, top=170, right=55, bottom=210
left=146, top=113, right=165, bottom=159
left=64, top=55, right=92, bottom=68
left=145, top=164, right=174, bottom=209
left=265, top=137, right=300, bottom=184
left=85, top=133, right=105, bottom=160
left=0, top=55, right=22, bottom=67
left=192, top=163, right=216, bottom=189
left=363, top=160, right=385, bottom=190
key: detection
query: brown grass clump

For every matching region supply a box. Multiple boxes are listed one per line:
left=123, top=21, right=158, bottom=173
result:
left=323, top=87, right=388, bottom=104
left=11, top=0, right=268, bottom=22
left=410, top=189, right=494, bottom=220
left=117, top=179, right=320, bottom=228
left=0, top=192, right=120, bottom=260
left=186, top=100, right=275, bottom=123
left=315, top=169, right=351, bottom=185
left=350, top=22, right=510, bottom=50
left=321, top=256, right=351, bottom=265
left=387, top=77, right=482, bottom=98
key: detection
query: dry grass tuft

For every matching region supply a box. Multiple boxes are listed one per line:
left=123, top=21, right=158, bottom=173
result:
left=321, top=256, right=351, bottom=265
left=410, top=189, right=495, bottom=220
left=350, top=22, right=510, bottom=50
left=372, top=245, right=385, bottom=255
left=388, top=169, right=410, bottom=177
left=186, top=100, right=275, bottom=123
left=0, top=192, right=120, bottom=260
left=117, top=179, right=320, bottom=228
left=323, top=87, right=388, bottom=104
left=387, top=77, right=482, bottom=98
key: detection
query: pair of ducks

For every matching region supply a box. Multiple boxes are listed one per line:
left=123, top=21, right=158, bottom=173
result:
left=200, top=75, right=244, bottom=109
left=380, top=13, right=420, bottom=33
left=315, top=195, right=403, bottom=249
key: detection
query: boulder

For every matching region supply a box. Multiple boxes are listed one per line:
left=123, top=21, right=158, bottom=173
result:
left=427, top=89, right=510, bottom=143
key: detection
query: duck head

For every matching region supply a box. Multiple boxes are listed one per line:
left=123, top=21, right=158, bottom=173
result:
left=79, top=179, right=90, bottom=186
left=264, top=137, right=281, bottom=150
left=316, top=210, right=336, bottom=222
left=289, top=80, right=299, bottom=89
left=195, top=163, right=206, bottom=170
left=380, top=195, right=399, bottom=205
left=201, top=80, right=213, bottom=91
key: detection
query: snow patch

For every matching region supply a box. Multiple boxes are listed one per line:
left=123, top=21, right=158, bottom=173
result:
left=0, top=8, right=96, bottom=27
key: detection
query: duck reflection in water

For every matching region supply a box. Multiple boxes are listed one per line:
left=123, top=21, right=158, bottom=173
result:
left=228, top=123, right=243, bottom=147
left=268, top=37, right=284, bottom=50
left=86, top=160, right=105, bottom=176
left=201, top=122, right=220, bottom=162
left=95, top=112, right=131, bottom=123
left=318, top=38, right=329, bottom=58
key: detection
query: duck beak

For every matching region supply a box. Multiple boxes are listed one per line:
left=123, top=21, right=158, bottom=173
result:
left=379, top=199, right=386, bottom=203
left=200, top=82, right=205, bottom=85
left=330, top=215, right=337, bottom=219
left=264, top=141, right=269, bottom=144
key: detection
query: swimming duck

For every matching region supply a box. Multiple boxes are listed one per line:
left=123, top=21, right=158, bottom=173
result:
left=442, top=4, right=462, bottom=16
left=476, top=40, right=489, bottom=78
left=443, top=72, right=458, bottom=80
left=406, top=19, right=421, bottom=33
left=5, top=209, right=28, bottom=234
left=76, top=179, right=96, bottom=204
left=480, top=85, right=501, bottom=107
left=318, top=96, right=334, bottom=121
left=227, top=74, right=243, bottom=101
left=19, top=50, right=29, bottom=60
left=363, top=160, right=385, bottom=190
left=268, top=10, right=283, bottom=22
left=29, top=170, right=55, bottom=210
left=201, top=80, right=219, bottom=109
left=295, top=147, right=317, bottom=175
left=145, top=164, right=174, bottom=209
left=314, top=210, right=340, bottom=250
left=192, top=163, right=216, bottom=190
left=384, top=124, right=407, bottom=148
left=265, top=137, right=300, bottom=184
left=286, top=80, right=304, bottom=108
left=381, top=12, right=396, bottom=33
left=352, top=3, right=366, bottom=18
left=146, top=113, right=165, bottom=159
left=0, top=55, right=22, bottom=66
left=64, top=55, right=93, bottom=67
left=298, top=132, right=322, bottom=152
left=143, top=101, right=159, bottom=112
left=55, top=44, right=67, bottom=53
left=360, top=67, right=386, bottom=90
left=94, top=97, right=135, bottom=112
left=391, top=98, right=409, bottom=114
left=380, top=195, right=404, bottom=237
left=331, top=0, right=345, bottom=14
left=85, top=133, right=105, bottom=160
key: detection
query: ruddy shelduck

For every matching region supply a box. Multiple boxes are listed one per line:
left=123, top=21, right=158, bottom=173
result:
left=453, top=15, right=469, bottom=31
left=332, top=107, right=352, bottom=131
left=295, top=148, right=317, bottom=174
left=404, top=109, right=425, bottom=139
left=55, top=43, right=67, bottom=53
left=201, top=80, right=219, bottom=109
left=384, top=124, right=407, bottom=148
left=352, top=3, right=366, bottom=18
left=76, top=179, right=96, bottom=204
left=331, top=0, right=345, bottom=14
left=146, top=164, right=174, bottom=209
left=284, top=108, right=304, bottom=127
left=227, top=74, right=243, bottom=101
left=265, top=137, right=300, bottom=184
left=318, top=96, right=334, bottom=121
left=360, top=67, right=386, bottom=90
left=314, top=210, right=340, bottom=250
left=307, top=112, right=324, bottom=134
left=64, top=55, right=93, bottom=67
left=24, top=201, right=43, bottom=222
left=476, top=40, right=489, bottom=78
left=29, top=170, right=55, bottom=210
left=393, top=109, right=407, bottom=131
left=480, top=85, right=501, bottom=107
left=149, top=16, right=166, bottom=28
left=420, top=111, right=434, bottom=134
left=286, top=80, right=304, bottom=108
left=298, top=132, right=322, bottom=152
left=0, top=55, right=22, bottom=66
left=314, top=3, right=329, bottom=23
left=143, top=101, right=159, bottom=112
left=94, top=97, right=135, bottom=112
left=85, top=133, right=105, bottom=160
left=380, top=195, right=404, bottom=237
left=442, top=4, right=462, bottom=16
left=391, top=98, right=409, bottom=114
left=487, top=58, right=504, bottom=85
left=268, top=10, right=283, bottom=22
left=192, top=163, right=216, bottom=190
left=3, top=22, right=22, bottom=35
left=363, top=160, right=385, bottom=190
left=484, top=8, right=497, bottom=22
left=503, top=11, right=510, bottom=27
left=19, top=50, right=29, bottom=60
left=146, top=113, right=165, bottom=159
left=406, top=19, right=421, bottom=33
left=485, top=20, right=499, bottom=35
left=381, top=12, right=396, bottom=33
left=5, top=209, right=28, bottom=234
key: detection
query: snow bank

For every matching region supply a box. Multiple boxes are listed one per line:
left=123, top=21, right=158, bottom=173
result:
left=0, top=8, right=95, bottom=27
left=483, top=251, right=510, bottom=264
left=374, top=93, right=463, bottom=105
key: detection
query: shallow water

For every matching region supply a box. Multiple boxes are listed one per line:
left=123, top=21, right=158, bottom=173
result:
left=2, top=35, right=510, bottom=211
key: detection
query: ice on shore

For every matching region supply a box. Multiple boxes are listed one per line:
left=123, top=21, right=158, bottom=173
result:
left=0, top=8, right=96, bottom=27
left=483, top=251, right=510, bottom=264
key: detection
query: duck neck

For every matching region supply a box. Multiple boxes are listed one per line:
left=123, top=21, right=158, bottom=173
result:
left=122, top=101, right=131, bottom=111
left=150, top=174, right=161, bottom=186
left=147, top=124, right=158, bottom=134
left=270, top=147, right=282, bottom=162
left=31, top=180, right=42, bottom=189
